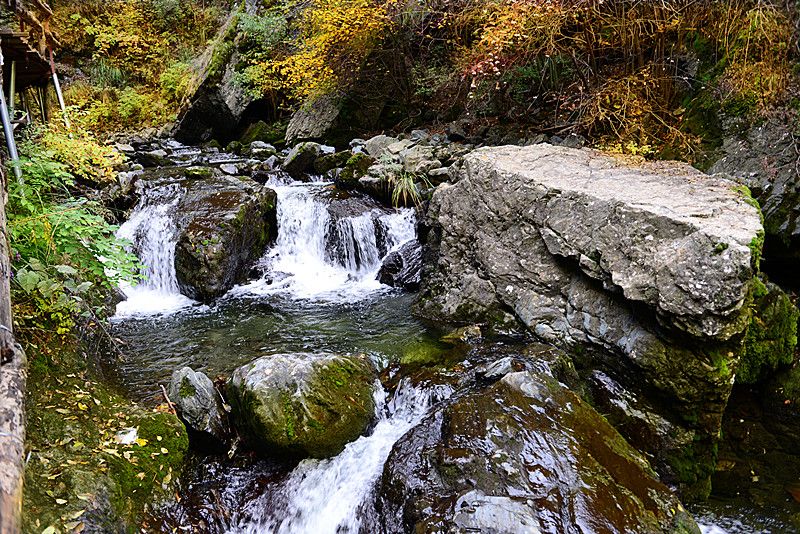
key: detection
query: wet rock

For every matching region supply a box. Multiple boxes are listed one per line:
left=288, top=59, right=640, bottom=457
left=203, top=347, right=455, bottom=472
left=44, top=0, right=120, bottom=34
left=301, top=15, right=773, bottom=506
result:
left=174, top=176, right=277, bottom=301
left=375, top=370, right=699, bottom=533
left=283, top=142, right=323, bottom=179
left=168, top=367, right=227, bottom=447
left=137, top=149, right=172, bottom=168
left=475, top=356, right=520, bottom=381
left=587, top=370, right=695, bottom=486
left=417, top=144, right=768, bottom=497
left=227, top=353, right=377, bottom=458
left=337, top=153, right=374, bottom=190
left=377, top=240, right=422, bottom=290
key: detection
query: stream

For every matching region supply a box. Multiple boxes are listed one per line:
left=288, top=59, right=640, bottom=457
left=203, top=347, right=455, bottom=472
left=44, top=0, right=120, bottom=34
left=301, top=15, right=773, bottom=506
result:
left=108, top=144, right=796, bottom=533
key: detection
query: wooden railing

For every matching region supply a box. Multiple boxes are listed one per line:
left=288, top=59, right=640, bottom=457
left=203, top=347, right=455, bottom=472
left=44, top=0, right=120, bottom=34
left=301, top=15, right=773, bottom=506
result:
left=3, top=0, right=59, bottom=54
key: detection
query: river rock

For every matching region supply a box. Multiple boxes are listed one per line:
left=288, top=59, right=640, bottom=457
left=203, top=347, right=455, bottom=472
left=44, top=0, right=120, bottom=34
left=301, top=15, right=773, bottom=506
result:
left=174, top=175, right=277, bottom=301
left=284, top=142, right=323, bottom=179
left=374, top=371, right=699, bottom=533
left=364, top=135, right=398, bottom=158
left=227, top=353, right=377, bottom=458
left=417, top=144, right=769, bottom=498
left=377, top=240, right=422, bottom=290
left=168, top=367, right=227, bottom=447
left=137, top=149, right=173, bottom=168
left=710, top=119, right=800, bottom=269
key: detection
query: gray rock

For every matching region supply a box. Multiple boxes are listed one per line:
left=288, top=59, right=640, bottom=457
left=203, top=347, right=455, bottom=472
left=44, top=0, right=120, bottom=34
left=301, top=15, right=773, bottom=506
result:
left=220, top=163, right=239, bottom=175
left=174, top=16, right=254, bottom=144
left=169, top=367, right=227, bottom=446
left=137, top=149, right=172, bottom=168
left=115, top=143, right=135, bottom=154
left=710, top=119, right=800, bottom=264
left=475, top=357, right=517, bottom=381
left=410, top=129, right=430, bottom=142
left=365, top=135, right=398, bottom=157
left=227, top=353, right=377, bottom=458
left=283, top=142, right=323, bottom=179
left=286, top=93, right=343, bottom=143
left=387, top=139, right=415, bottom=155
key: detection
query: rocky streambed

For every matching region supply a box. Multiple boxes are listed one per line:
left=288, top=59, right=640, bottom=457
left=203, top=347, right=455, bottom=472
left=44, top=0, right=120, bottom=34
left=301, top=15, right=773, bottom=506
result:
left=100, top=133, right=800, bottom=533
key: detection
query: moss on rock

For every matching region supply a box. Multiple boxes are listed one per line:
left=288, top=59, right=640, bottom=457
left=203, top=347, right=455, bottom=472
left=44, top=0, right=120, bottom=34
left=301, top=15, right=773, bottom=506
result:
left=23, top=341, right=188, bottom=533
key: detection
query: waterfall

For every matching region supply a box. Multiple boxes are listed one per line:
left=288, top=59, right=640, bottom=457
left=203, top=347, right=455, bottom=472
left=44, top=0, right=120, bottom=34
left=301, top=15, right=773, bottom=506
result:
left=229, top=380, right=453, bottom=534
left=113, top=183, right=195, bottom=318
left=235, top=180, right=417, bottom=301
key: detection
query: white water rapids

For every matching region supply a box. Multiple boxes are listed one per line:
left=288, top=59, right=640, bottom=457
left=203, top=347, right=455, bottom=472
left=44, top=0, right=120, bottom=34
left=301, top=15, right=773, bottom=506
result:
left=114, top=177, right=416, bottom=318
left=228, top=379, right=452, bottom=534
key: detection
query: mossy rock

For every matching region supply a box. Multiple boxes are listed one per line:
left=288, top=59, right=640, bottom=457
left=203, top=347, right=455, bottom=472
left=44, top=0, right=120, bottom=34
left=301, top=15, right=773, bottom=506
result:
left=227, top=353, right=377, bottom=458
left=337, top=153, right=374, bottom=189
left=314, top=150, right=352, bottom=175
left=23, top=343, right=189, bottom=533
left=736, top=277, right=800, bottom=384
left=240, top=120, right=288, bottom=146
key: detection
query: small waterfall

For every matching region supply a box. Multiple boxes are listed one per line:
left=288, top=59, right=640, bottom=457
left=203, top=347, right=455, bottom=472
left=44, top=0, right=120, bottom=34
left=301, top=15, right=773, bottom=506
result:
left=114, top=183, right=195, bottom=318
left=229, top=380, right=453, bottom=534
left=237, top=180, right=417, bottom=301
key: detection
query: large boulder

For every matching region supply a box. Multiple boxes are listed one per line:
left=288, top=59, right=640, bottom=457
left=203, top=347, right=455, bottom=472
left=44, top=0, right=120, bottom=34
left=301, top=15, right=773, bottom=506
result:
left=168, top=367, right=227, bottom=447
left=227, top=353, right=377, bottom=458
left=373, top=370, right=699, bottom=533
left=174, top=174, right=277, bottom=301
left=416, top=144, right=770, bottom=498
left=173, top=3, right=263, bottom=144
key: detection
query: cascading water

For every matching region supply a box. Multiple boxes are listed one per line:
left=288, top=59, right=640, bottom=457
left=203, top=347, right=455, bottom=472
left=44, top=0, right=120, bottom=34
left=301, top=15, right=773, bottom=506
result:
left=235, top=179, right=416, bottom=301
left=114, top=183, right=195, bottom=317
left=228, top=379, right=453, bottom=534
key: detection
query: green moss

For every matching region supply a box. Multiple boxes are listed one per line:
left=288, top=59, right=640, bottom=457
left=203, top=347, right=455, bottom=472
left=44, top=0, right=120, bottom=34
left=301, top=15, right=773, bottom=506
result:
left=179, top=377, right=197, bottom=399
left=206, top=12, right=240, bottom=85
left=749, top=230, right=766, bottom=272
left=664, top=438, right=717, bottom=502
left=338, top=153, right=373, bottom=184
left=737, top=279, right=800, bottom=384
left=714, top=242, right=729, bottom=254
left=226, top=140, right=243, bottom=154
left=23, top=341, right=189, bottom=533
left=240, top=120, right=288, bottom=146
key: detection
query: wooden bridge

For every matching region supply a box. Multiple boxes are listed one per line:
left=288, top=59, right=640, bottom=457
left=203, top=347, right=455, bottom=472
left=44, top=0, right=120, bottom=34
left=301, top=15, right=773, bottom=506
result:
left=1, top=0, right=60, bottom=89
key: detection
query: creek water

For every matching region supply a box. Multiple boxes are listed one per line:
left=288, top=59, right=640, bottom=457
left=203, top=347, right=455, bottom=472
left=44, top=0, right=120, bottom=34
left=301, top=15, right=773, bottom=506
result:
left=110, top=159, right=791, bottom=533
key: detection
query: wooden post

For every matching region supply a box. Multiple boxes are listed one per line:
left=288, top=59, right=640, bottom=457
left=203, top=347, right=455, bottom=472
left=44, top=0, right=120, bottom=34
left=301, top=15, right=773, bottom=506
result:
left=0, top=39, right=27, bottom=534
left=0, top=153, right=25, bottom=534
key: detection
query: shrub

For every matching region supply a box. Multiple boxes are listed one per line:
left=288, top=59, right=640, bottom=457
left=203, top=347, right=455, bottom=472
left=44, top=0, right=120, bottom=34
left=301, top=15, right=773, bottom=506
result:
left=6, top=141, right=139, bottom=338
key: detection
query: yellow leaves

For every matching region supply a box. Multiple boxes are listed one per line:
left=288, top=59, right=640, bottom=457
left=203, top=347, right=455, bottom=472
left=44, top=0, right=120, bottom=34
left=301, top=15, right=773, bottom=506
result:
left=251, top=0, right=392, bottom=101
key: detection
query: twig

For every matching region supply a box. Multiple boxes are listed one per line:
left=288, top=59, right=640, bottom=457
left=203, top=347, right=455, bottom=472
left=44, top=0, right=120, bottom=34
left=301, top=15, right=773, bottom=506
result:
left=161, top=384, right=177, bottom=416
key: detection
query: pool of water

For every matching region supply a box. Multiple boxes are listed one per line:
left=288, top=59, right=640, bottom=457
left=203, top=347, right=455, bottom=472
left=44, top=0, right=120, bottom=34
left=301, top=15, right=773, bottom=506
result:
left=111, top=291, right=449, bottom=403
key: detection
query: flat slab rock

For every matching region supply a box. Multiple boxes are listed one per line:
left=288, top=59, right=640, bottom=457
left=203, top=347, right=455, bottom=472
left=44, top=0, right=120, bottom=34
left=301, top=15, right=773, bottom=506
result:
left=424, top=144, right=762, bottom=341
